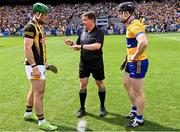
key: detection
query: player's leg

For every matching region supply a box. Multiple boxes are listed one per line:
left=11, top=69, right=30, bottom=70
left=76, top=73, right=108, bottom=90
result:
left=127, top=78, right=145, bottom=127
left=24, top=83, right=38, bottom=121
left=31, top=79, right=45, bottom=118
left=24, top=66, right=37, bottom=121
left=27, top=86, right=34, bottom=107
left=123, top=72, right=137, bottom=119
left=131, top=78, right=145, bottom=116
left=32, top=79, right=57, bottom=130
left=29, top=65, right=57, bottom=130
left=127, top=59, right=148, bottom=127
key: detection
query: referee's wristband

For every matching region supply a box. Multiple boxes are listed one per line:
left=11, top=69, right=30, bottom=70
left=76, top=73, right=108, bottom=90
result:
left=81, top=44, right=83, bottom=49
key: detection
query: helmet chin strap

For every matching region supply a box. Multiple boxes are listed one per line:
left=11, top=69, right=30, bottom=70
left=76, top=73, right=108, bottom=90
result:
left=122, top=12, right=132, bottom=23
left=35, top=13, right=42, bottom=20
left=34, top=13, right=45, bottom=25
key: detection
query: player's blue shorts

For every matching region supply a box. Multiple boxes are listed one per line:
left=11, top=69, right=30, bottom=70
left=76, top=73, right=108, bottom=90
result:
left=125, top=59, right=149, bottom=78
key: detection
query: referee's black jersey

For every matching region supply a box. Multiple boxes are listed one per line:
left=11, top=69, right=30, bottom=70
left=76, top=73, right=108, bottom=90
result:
left=24, top=20, right=46, bottom=65
left=76, top=26, right=104, bottom=60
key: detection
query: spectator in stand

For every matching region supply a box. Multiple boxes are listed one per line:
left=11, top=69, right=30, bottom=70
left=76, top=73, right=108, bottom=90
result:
left=0, top=0, right=179, bottom=35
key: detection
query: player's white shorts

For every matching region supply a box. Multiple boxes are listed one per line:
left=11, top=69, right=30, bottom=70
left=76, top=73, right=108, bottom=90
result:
left=25, top=65, right=46, bottom=80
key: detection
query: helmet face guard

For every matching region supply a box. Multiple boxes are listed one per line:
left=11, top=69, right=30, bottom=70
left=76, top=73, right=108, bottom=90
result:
left=118, top=2, right=135, bottom=23
left=32, top=3, right=49, bottom=24
left=118, top=2, right=135, bottom=14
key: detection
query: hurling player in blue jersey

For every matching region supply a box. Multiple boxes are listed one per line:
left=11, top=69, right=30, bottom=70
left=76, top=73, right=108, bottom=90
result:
left=118, top=2, right=149, bottom=128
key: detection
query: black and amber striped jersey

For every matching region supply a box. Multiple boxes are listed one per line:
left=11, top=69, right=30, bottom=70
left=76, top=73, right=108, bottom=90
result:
left=24, top=20, right=46, bottom=65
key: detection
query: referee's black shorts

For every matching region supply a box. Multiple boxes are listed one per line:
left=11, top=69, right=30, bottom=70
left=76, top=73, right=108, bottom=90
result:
left=79, top=59, right=105, bottom=80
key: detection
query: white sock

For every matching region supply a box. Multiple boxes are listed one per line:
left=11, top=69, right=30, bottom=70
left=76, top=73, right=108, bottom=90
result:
left=24, top=111, right=32, bottom=116
left=38, top=119, right=46, bottom=126
left=131, top=110, right=137, bottom=113
left=135, top=117, right=143, bottom=123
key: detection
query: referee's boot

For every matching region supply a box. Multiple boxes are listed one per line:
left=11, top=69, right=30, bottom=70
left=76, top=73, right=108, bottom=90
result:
left=124, top=112, right=137, bottom=119
left=99, top=107, right=107, bottom=117
left=77, top=108, right=86, bottom=118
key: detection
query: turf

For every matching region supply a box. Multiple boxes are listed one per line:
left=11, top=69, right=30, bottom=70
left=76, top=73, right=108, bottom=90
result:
left=0, top=33, right=180, bottom=131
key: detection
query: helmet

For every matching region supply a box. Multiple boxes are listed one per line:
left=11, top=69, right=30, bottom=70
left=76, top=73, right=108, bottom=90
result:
left=32, top=2, right=49, bottom=14
left=118, top=2, right=135, bottom=14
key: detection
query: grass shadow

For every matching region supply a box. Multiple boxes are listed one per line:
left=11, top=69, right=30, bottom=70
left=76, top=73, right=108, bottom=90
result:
left=54, top=117, right=93, bottom=131
left=86, top=112, right=180, bottom=131
left=24, top=119, right=38, bottom=124
left=125, top=119, right=180, bottom=131
left=86, top=112, right=126, bottom=126
left=55, top=124, right=76, bottom=131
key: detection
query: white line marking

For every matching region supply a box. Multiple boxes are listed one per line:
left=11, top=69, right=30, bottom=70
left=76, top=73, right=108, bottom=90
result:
left=154, top=34, right=180, bottom=41
left=0, top=45, right=22, bottom=52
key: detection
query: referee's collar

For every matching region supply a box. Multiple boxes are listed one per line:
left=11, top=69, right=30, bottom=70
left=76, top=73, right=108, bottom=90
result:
left=86, top=25, right=97, bottom=33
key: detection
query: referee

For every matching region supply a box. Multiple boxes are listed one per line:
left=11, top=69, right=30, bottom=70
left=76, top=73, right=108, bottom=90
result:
left=64, top=11, right=107, bottom=117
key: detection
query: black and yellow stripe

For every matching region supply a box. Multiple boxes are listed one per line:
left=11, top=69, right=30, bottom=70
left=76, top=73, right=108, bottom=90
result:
left=24, top=20, right=46, bottom=65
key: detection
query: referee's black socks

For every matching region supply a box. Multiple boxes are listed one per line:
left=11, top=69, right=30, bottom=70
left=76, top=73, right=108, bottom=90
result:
left=98, top=88, right=106, bottom=108
left=79, top=89, right=87, bottom=110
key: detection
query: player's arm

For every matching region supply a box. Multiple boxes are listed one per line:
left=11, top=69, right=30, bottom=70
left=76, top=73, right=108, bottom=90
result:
left=24, top=37, right=40, bottom=78
left=24, top=24, right=37, bottom=66
left=130, top=33, right=148, bottom=61
left=24, top=38, right=36, bottom=65
left=24, top=24, right=40, bottom=78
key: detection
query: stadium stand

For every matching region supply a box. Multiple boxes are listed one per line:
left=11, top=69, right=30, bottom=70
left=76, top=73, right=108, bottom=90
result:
left=0, top=0, right=179, bottom=36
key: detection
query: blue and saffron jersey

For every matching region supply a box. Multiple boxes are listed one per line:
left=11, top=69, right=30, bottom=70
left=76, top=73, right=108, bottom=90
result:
left=126, top=20, right=147, bottom=62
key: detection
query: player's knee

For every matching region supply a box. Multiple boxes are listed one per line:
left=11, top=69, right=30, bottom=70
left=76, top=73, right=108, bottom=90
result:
left=34, top=90, right=44, bottom=99
left=133, top=89, right=143, bottom=97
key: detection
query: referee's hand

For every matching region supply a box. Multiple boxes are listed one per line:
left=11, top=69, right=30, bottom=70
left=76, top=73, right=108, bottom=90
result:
left=71, top=44, right=81, bottom=51
left=64, top=39, right=74, bottom=46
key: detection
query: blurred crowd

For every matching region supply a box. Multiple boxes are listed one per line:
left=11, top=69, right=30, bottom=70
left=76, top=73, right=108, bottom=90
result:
left=0, top=0, right=179, bottom=36
left=137, top=0, right=180, bottom=32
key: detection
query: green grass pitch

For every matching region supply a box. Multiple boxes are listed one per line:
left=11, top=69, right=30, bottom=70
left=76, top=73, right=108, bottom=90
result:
left=0, top=33, right=180, bottom=131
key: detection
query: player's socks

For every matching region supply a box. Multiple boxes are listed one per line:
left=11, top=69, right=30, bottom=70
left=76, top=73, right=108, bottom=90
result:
left=135, top=115, right=143, bottom=123
left=24, top=105, right=33, bottom=115
left=26, top=105, right=33, bottom=112
left=37, top=114, right=45, bottom=125
left=131, top=106, right=137, bottom=113
left=130, top=105, right=137, bottom=116
left=24, top=106, right=37, bottom=121
left=124, top=106, right=137, bottom=119
left=79, top=89, right=87, bottom=109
